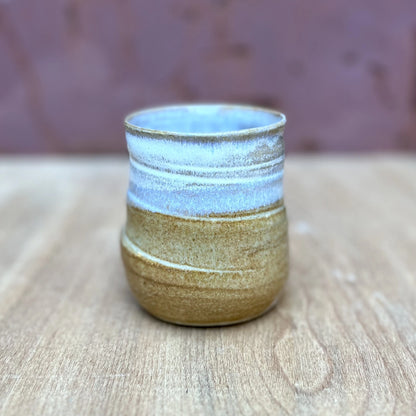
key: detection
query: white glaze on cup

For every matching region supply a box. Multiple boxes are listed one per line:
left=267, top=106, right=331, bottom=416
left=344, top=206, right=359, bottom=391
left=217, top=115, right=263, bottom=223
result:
left=125, top=104, right=286, bottom=216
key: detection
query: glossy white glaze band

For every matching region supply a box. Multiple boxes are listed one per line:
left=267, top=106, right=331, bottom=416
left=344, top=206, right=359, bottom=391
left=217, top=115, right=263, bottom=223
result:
left=125, top=104, right=286, bottom=216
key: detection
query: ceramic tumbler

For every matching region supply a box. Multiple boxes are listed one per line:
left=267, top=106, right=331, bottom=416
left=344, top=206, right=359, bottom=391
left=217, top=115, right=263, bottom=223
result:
left=121, top=104, right=289, bottom=326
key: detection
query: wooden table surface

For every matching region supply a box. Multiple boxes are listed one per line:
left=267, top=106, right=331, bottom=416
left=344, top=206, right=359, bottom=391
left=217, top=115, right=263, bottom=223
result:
left=0, top=156, right=415, bottom=415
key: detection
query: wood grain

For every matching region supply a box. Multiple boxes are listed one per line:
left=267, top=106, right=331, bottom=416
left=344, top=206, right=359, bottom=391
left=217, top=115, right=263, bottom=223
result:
left=0, top=156, right=415, bottom=415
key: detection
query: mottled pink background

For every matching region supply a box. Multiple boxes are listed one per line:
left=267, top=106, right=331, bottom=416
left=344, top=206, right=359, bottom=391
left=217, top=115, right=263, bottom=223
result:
left=1, top=0, right=416, bottom=153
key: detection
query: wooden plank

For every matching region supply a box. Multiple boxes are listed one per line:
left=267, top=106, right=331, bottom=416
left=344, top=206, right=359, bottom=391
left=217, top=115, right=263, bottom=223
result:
left=0, top=156, right=415, bottom=415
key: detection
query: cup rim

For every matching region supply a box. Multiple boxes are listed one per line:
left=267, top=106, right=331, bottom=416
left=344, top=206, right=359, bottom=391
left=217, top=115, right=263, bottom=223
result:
left=124, top=103, right=286, bottom=141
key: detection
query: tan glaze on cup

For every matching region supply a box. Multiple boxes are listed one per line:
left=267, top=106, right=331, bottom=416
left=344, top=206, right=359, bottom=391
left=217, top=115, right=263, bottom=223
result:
left=121, top=104, right=288, bottom=326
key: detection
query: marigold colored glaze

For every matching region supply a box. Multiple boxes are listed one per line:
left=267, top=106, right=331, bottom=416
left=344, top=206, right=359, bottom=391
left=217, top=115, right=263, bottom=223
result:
left=121, top=104, right=288, bottom=326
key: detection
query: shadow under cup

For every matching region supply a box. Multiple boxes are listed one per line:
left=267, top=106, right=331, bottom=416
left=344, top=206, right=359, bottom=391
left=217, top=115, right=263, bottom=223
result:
left=121, top=104, right=288, bottom=326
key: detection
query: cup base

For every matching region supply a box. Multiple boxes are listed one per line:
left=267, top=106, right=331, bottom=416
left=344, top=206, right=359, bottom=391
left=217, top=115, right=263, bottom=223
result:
left=120, top=220, right=288, bottom=327
left=137, top=293, right=283, bottom=327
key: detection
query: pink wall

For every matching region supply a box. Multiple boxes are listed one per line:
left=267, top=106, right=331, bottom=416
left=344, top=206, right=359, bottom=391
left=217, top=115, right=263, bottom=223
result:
left=1, top=0, right=416, bottom=153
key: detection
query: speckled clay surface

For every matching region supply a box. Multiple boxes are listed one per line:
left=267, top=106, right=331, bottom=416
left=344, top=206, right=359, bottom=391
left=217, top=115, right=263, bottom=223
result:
left=121, top=104, right=288, bottom=326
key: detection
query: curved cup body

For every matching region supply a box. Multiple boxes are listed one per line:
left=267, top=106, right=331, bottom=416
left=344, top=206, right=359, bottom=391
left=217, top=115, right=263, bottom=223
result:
left=121, top=104, right=289, bottom=326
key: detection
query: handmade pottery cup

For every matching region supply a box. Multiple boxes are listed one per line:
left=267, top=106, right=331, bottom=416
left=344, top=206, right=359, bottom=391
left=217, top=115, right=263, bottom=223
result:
left=121, top=104, right=288, bottom=326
